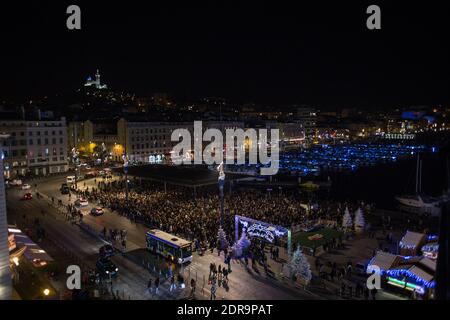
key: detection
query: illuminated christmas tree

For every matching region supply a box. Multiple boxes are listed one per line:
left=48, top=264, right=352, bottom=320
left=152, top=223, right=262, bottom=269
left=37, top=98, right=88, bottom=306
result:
left=288, top=246, right=312, bottom=283
left=354, top=207, right=365, bottom=233
left=234, top=230, right=251, bottom=258
left=342, top=207, right=353, bottom=230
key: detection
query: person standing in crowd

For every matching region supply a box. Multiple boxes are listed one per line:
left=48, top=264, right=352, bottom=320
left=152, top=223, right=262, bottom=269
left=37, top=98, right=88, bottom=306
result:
left=209, top=263, right=214, bottom=279
left=154, top=277, right=160, bottom=294
left=147, top=278, right=152, bottom=294
left=223, top=267, right=228, bottom=282
left=364, top=287, right=370, bottom=300
left=210, top=282, right=217, bottom=300
left=371, top=287, right=378, bottom=300
left=170, top=275, right=176, bottom=292
left=190, top=278, right=196, bottom=297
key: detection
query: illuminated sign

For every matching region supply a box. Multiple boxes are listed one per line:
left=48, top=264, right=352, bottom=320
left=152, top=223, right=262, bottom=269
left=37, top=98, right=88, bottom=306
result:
left=236, top=215, right=288, bottom=243
left=387, top=277, right=425, bottom=294
left=246, top=223, right=275, bottom=243
left=149, top=154, right=164, bottom=164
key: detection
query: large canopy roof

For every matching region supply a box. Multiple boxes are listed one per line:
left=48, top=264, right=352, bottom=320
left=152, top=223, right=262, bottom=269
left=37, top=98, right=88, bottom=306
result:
left=400, top=231, right=426, bottom=249
left=115, top=164, right=246, bottom=188
left=368, top=251, right=401, bottom=271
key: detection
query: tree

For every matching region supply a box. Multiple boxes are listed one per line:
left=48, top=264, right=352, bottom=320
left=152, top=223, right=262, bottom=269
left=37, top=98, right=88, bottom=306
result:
left=342, top=207, right=353, bottom=229
left=354, top=207, right=365, bottom=233
left=287, top=246, right=312, bottom=283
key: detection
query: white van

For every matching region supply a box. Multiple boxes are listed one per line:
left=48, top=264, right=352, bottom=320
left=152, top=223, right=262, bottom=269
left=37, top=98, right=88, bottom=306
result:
left=66, top=176, right=76, bottom=184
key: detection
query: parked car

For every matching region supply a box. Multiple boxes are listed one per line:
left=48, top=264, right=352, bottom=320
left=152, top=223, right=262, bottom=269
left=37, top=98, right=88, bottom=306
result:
left=60, top=184, right=70, bottom=194
left=96, top=258, right=118, bottom=277
left=21, top=183, right=31, bottom=190
left=75, top=198, right=89, bottom=207
left=90, top=207, right=104, bottom=216
left=84, top=172, right=97, bottom=179
left=22, top=193, right=33, bottom=200
left=99, top=244, right=115, bottom=258
left=9, top=179, right=23, bottom=186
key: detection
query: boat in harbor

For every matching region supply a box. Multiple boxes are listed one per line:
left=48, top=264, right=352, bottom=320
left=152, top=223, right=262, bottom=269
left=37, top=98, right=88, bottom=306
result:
left=395, top=153, right=442, bottom=216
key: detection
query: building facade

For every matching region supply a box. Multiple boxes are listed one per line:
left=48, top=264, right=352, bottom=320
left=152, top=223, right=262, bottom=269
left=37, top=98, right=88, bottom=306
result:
left=117, top=118, right=245, bottom=164
left=117, top=118, right=193, bottom=163
left=0, top=134, right=12, bottom=300
left=296, top=106, right=317, bottom=139
left=67, top=120, right=94, bottom=153
left=67, top=118, right=246, bottom=164
left=0, top=118, right=69, bottom=178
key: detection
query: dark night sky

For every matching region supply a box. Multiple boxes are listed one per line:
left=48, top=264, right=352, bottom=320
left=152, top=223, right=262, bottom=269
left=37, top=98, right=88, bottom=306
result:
left=0, top=1, right=449, bottom=109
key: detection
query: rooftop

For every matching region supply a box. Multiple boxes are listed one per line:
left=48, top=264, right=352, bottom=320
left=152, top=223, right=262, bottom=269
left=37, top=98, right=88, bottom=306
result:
left=400, top=231, right=427, bottom=248
left=117, top=164, right=246, bottom=187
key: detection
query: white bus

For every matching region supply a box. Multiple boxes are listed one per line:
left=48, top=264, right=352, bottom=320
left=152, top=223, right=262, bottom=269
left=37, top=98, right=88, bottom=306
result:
left=145, top=229, right=193, bottom=264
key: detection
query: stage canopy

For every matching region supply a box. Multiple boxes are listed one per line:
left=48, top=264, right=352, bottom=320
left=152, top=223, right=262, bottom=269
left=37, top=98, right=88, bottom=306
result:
left=115, top=164, right=246, bottom=188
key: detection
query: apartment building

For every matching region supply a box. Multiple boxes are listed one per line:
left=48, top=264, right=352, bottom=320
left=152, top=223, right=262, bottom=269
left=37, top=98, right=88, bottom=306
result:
left=0, top=118, right=68, bottom=178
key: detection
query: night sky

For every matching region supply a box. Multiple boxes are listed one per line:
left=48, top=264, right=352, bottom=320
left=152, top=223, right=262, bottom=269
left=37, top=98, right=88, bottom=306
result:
left=0, top=1, right=449, bottom=109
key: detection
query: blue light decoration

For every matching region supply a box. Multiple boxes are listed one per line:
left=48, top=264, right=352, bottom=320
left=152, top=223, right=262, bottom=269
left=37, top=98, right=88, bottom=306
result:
left=399, top=231, right=418, bottom=250
left=367, top=255, right=435, bottom=290
left=235, top=215, right=291, bottom=253
left=427, top=234, right=438, bottom=242
left=399, top=242, right=417, bottom=250
left=384, top=269, right=436, bottom=289
left=422, top=243, right=439, bottom=253
left=227, top=143, right=434, bottom=177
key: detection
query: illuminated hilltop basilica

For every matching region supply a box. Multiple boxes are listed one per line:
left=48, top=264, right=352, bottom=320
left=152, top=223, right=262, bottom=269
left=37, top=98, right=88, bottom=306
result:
left=84, top=69, right=108, bottom=90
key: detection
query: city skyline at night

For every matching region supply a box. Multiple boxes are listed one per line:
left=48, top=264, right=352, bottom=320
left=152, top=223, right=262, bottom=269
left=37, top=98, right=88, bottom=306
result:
left=1, top=1, right=450, bottom=312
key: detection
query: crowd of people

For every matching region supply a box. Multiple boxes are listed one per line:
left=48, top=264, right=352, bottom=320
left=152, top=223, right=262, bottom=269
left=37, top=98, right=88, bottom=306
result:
left=76, top=179, right=307, bottom=248
left=73, top=177, right=370, bottom=255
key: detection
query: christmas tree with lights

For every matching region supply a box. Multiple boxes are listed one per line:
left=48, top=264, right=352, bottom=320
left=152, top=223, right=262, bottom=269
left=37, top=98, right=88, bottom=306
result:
left=354, top=207, right=365, bottom=233
left=342, top=207, right=353, bottom=230
left=288, top=246, right=312, bottom=283
left=234, top=229, right=251, bottom=258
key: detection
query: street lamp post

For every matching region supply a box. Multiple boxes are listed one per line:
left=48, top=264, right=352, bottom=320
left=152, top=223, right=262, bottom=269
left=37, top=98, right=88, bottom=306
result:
left=122, top=154, right=129, bottom=204
left=71, top=148, right=79, bottom=190
left=217, top=162, right=228, bottom=252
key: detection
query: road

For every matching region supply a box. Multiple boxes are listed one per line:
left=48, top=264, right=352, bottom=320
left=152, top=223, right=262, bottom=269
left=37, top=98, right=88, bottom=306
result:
left=6, top=179, right=189, bottom=300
